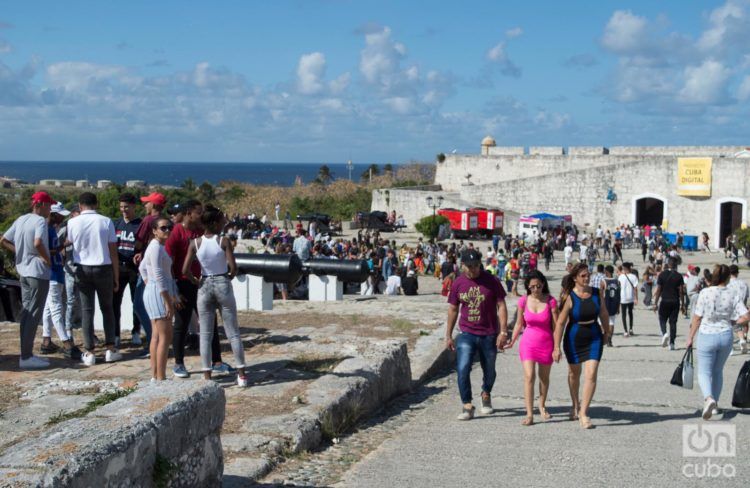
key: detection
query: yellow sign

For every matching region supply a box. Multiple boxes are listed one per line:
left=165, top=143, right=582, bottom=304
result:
left=677, top=157, right=712, bottom=196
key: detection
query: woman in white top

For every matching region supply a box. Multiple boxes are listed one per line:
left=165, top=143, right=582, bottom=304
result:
left=183, top=205, right=248, bottom=387
left=686, top=264, right=750, bottom=419
left=139, top=218, right=179, bottom=381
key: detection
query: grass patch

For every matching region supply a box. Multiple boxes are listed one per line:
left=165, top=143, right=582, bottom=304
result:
left=288, top=354, right=345, bottom=375
left=46, top=387, right=137, bottom=426
left=391, top=318, right=416, bottom=333
left=153, top=454, right=177, bottom=488
left=319, top=399, right=365, bottom=441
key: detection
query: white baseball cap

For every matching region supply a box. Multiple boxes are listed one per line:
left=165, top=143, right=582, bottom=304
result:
left=51, top=202, right=71, bottom=216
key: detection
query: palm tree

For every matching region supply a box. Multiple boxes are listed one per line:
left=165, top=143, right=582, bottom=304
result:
left=316, top=164, right=333, bottom=184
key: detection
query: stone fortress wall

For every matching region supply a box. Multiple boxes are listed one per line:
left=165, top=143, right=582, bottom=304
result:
left=372, top=142, right=750, bottom=248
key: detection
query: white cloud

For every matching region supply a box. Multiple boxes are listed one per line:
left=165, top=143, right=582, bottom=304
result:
left=679, top=59, right=731, bottom=104
left=0, top=39, right=10, bottom=54
left=697, top=0, right=749, bottom=51
left=738, top=75, right=750, bottom=100
left=384, top=96, right=414, bottom=114
left=486, top=41, right=521, bottom=77
left=46, top=61, right=134, bottom=92
left=506, top=27, right=523, bottom=38
left=329, top=72, right=350, bottom=94
left=297, top=52, right=326, bottom=95
left=601, top=10, right=648, bottom=53
left=359, top=26, right=405, bottom=88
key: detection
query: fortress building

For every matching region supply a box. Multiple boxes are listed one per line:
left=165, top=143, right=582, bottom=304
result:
left=372, top=140, right=750, bottom=248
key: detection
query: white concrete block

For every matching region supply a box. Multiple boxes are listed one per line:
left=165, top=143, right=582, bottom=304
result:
left=309, top=275, right=343, bottom=302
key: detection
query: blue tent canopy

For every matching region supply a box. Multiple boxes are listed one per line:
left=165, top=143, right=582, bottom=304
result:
left=529, top=212, right=563, bottom=220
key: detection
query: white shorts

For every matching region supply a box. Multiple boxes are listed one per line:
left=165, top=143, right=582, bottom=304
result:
left=608, top=317, right=615, bottom=326
left=144, top=282, right=169, bottom=320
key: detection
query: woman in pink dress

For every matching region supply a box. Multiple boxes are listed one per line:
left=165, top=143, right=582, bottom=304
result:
left=508, top=270, right=559, bottom=425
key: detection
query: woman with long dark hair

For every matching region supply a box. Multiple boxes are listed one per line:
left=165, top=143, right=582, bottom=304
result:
left=554, top=263, right=609, bottom=428
left=508, top=270, right=559, bottom=425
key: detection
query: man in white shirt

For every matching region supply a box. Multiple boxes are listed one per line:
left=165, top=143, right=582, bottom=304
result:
left=617, top=262, right=639, bottom=336
left=563, top=243, right=573, bottom=265
left=384, top=272, right=402, bottom=295
left=578, top=239, right=589, bottom=263
left=67, top=192, right=120, bottom=365
left=0, top=191, right=53, bottom=369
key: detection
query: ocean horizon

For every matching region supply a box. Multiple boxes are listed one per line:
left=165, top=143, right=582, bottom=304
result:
left=0, top=161, right=382, bottom=187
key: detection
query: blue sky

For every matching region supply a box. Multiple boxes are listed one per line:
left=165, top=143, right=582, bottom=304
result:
left=0, top=1, right=748, bottom=163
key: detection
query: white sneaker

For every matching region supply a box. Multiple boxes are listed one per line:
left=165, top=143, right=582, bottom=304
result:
left=81, top=352, right=96, bottom=367
left=237, top=375, right=248, bottom=387
left=480, top=394, right=494, bottom=415
left=702, top=397, right=717, bottom=420
left=19, top=355, right=50, bottom=370
left=741, top=340, right=748, bottom=354
left=661, top=333, right=669, bottom=347
left=105, top=349, right=123, bottom=363
left=132, top=334, right=143, bottom=346
left=457, top=406, right=475, bottom=420
left=623, top=332, right=630, bottom=338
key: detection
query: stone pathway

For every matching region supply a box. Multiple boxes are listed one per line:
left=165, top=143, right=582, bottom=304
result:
left=257, top=247, right=750, bottom=487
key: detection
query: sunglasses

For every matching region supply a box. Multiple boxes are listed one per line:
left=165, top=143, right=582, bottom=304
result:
left=158, top=225, right=173, bottom=232
left=528, top=284, right=543, bottom=290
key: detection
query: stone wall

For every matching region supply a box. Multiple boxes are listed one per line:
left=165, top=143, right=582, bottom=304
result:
left=0, top=381, right=225, bottom=487
left=435, top=147, right=749, bottom=192
left=434, top=154, right=628, bottom=192
left=460, top=156, right=750, bottom=238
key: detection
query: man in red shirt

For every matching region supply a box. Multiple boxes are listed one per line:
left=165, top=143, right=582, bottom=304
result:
left=165, top=199, right=227, bottom=378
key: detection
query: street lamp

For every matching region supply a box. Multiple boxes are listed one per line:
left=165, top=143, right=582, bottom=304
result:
left=426, top=195, right=444, bottom=237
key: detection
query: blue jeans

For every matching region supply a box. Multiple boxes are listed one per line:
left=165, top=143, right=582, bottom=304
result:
left=696, top=329, right=733, bottom=401
left=456, top=331, right=498, bottom=404
left=64, top=270, right=80, bottom=330
left=133, top=276, right=152, bottom=344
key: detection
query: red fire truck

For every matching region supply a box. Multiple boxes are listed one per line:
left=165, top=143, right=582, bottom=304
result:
left=469, top=208, right=504, bottom=237
left=437, top=208, right=479, bottom=238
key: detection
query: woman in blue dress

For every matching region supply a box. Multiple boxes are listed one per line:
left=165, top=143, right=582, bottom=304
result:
left=554, top=263, right=610, bottom=429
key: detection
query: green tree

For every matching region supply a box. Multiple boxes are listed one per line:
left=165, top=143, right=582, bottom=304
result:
left=414, top=215, right=449, bottom=239
left=181, top=178, right=196, bottom=192
left=383, top=163, right=393, bottom=174
left=360, top=164, right=380, bottom=181
left=315, top=165, right=333, bottom=185
left=198, top=181, right=216, bottom=202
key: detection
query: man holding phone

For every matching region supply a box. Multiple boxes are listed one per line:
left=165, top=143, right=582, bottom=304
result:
left=446, top=249, right=509, bottom=420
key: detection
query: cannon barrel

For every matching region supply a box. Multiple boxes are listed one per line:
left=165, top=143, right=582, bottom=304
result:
left=235, top=254, right=304, bottom=283
left=304, top=258, right=369, bottom=283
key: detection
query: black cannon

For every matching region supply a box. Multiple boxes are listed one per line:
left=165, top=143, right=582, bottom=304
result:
left=304, top=258, right=370, bottom=283
left=0, top=277, right=21, bottom=322
left=235, top=254, right=304, bottom=283
left=356, top=210, right=396, bottom=232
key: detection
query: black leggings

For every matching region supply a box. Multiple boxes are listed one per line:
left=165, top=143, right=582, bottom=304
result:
left=174, top=280, right=221, bottom=365
left=621, top=303, right=634, bottom=333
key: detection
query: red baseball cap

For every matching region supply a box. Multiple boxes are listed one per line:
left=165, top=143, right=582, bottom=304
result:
left=140, top=192, right=167, bottom=207
left=31, top=191, right=54, bottom=205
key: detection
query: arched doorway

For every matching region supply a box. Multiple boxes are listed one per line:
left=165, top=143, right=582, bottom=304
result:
left=634, top=197, right=664, bottom=226
left=718, top=201, right=743, bottom=247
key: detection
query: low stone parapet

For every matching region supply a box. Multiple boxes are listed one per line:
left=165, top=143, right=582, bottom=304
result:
left=0, top=381, right=225, bottom=487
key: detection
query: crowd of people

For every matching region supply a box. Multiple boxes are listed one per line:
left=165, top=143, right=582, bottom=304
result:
left=3, top=193, right=750, bottom=424
left=444, top=225, right=750, bottom=427
left=0, top=191, right=248, bottom=385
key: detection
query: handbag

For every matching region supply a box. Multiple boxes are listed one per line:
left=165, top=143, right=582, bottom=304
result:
left=731, top=360, right=750, bottom=408
left=670, top=346, right=694, bottom=389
